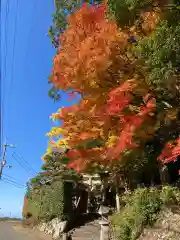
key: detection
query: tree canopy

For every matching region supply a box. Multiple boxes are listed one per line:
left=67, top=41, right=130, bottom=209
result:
left=46, top=0, right=180, bottom=177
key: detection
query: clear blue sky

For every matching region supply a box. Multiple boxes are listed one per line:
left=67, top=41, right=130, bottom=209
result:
left=0, top=0, right=76, bottom=218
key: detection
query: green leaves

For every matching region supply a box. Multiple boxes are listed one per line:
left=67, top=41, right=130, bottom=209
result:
left=107, top=0, right=153, bottom=27
left=138, top=20, right=180, bottom=85
left=48, top=86, right=61, bottom=102
left=135, top=19, right=180, bottom=113
left=76, top=139, right=105, bottom=150
left=39, top=181, right=64, bottom=221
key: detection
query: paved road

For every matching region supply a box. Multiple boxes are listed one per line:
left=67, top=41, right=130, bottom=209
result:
left=0, top=221, right=51, bottom=240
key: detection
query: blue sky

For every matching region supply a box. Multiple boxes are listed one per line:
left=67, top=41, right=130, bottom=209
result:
left=0, top=0, right=75, bottom=218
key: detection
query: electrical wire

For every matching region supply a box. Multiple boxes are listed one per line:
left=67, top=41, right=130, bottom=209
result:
left=12, top=153, right=36, bottom=177
left=1, top=0, right=37, bottom=145
left=1, top=0, right=10, bottom=145
left=6, top=0, right=37, bottom=138
left=2, top=173, right=25, bottom=186
left=2, top=179, right=25, bottom=189
left=2, top=0, right=10, bottom=82
left=2, top=176, right=25, bottom=187
left=20, top=0, right=37, bottom=93
left=0, top=0, right=3, bottom=156
left=1, top=177, right=26, bottom=189
left=13, top=152, right=37, bottom=175
left=23, top=0, right=37, bottom=62
left=12, top=153, right=33, bottom=176
left=7, top=0, right=19, bottom=132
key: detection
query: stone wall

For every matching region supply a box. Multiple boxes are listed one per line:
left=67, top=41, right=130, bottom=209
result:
left=37, top=218, right=66, bottom=240
left=139, top=207, right=180, bottom=240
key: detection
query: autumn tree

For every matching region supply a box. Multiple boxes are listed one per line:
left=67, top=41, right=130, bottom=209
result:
left=46, top=0, right=180, bottom=190
left=48, top=0, right=103, bottom=49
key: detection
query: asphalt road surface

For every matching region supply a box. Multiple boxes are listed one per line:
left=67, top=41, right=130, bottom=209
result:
left=0, top=221, right=51, bottom=240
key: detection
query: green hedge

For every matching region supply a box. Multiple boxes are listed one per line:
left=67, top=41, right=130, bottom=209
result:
left=27, top=181, right=65, bottom=222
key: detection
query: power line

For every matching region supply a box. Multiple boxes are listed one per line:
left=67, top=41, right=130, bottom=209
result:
left=2, top=173, right=25, bottom=186
left=2, top=179, right=24, bottom=189
left=12, top=154, right=33, bottom=177
left=2, top=176, right=25, bottom=188
left=8, top=0, right=19, bottom=132
left=12, top=153, right=36, bottom=177
left=3, top=0, right=10, bottom=82
left=14, top=152, right=37, bottom=175
left=13, top=152, right=37, bottom=175
left=21, top=0, right=37, bottom=88
left=0, top=0, right=3, bottom=156
left=1, top=0, right=10, bottom=144
left=1, top=177, right=25, bottom=189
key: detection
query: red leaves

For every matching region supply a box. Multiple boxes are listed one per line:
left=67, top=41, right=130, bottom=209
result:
left=107, top=94, right=156, bottom=160
left=107, top=80, right=137, bottom=116
left=79, top=3, right=107, bottom=25
left=66, top=147, right=105, bottom=172
left=66, top=149, right=82, bottom=158
left=66, top=149, right=90, bottom=172
left=106, top=126, right=138, bottom=160
left=66, top=149, right=87, bottom=172
left=158, top=138, right=180, bottom=164
left=67, top=158, right=87, bottom=173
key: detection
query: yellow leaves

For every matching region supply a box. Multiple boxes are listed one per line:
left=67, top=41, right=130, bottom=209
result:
left=48, top=137, right=69, bottom=149
left=41, top=146, right=53, bottom=162
left=41, top=154, right=46, bottom=162
left=56, top=138, right=69, bottom=148
left=42, top=137, right=70, bottom=162
left=46, top=127, right=67, bottom=138
left=50, top=109, right=61, bottom=122
left=106, top=135, right=118, bottom=148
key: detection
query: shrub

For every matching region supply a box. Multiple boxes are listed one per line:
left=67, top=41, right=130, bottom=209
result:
left=40, top=181, right=65, bottom=222
left=160, top=185, right=180, bottom=206
left=27, top=181, right=65, bottom=223
left=110, top=186, right=180, bottom=240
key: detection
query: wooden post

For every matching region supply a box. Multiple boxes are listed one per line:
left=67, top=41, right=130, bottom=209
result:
left=115, top=173, right=120, bottom=213
left=62, top=233, right=68, bottom=240
left=160, top=165, right=169, bottom=184
left=87, top=176, right=92, bottom=213
left=99, top=220, right=109, bottom=240
left=115, top=189, right=120, bottom=213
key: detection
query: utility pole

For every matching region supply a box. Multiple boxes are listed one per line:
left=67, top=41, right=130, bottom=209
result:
left=0, top=140, right=15, bottom=179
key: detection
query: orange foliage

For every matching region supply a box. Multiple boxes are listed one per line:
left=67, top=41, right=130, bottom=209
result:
left=48, top=3, right=162, bottom=173
left=51, top=2, right=130, bottom=95
left=66, top=148, right=104, bottom=172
